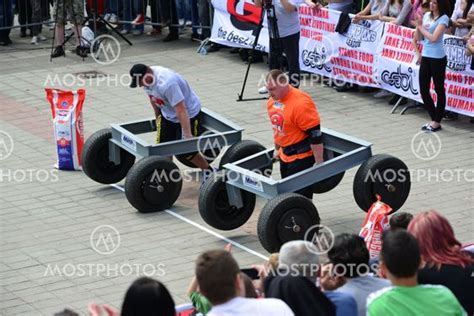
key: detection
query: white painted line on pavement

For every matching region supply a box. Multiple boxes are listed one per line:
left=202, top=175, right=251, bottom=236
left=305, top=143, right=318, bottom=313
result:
left=110, top=184, right=269, bottom=260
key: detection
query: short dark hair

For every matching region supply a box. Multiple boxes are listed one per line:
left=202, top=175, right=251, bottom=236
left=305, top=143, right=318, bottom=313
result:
left=327, top=234, right=370, bottom=278
left=121, top=277, right=175, bottom=316
left=390, top=212, right=414, bottom=230
left=195, top=250, right=240, bottom=305
left=266, top=69, right=288, bottom=85
left=240, top=273, right=258, bottom=298
left=381, top=230, right=421, bottom=278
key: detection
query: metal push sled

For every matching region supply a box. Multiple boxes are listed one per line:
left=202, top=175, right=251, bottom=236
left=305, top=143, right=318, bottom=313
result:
left=81, top=108, right=260, bottom=213
left=199, top=128, right=411, bottom=253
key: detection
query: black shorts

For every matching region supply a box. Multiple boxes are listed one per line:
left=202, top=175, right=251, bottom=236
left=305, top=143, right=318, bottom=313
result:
left=156, top=111, right=203, bottom=160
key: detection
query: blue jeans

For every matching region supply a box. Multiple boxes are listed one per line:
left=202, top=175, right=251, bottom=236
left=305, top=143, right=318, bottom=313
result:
left=176, top=0, right=191, bottom=21
left=121, top=0, right=144, bottom=31
left=191, top=0, right=198, bottom=35
left=105, top=0, right=119, bottom=14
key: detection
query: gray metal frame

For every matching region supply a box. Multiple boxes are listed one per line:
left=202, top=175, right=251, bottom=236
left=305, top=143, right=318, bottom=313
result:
left=223, top=128, right=373, bottom=207
left=107, top=107, right=243, bottom=164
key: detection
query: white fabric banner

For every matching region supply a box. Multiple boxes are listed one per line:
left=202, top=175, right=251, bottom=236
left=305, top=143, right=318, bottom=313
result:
left=210, top=4, right=474, bottom=116
left=299, top=7, right=384, bottom=87
left=210, top=0, right=269, bottom=52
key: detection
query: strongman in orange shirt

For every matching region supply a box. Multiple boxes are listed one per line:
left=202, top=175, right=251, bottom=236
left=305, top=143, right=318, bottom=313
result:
left=266, top=69, right=324, bottom=199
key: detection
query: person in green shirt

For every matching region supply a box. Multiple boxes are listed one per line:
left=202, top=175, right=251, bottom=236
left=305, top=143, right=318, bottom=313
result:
left=367, top=230, right=467, bottom=316
left=187, top=275, right=213, bottom=315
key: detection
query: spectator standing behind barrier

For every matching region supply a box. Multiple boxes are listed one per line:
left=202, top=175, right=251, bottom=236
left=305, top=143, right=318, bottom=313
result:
left=327, top=233, right=390, bottom=316
left=30, top=0, right=48, bottom=44
left=407, top=210, right=474, bottom=314
left=265, top=70, right=324, bottom=199
left=51, top=0, right=88, bottom=58
left=413, top=0, right=450, bottom=132
left=264, top=240, right=337, bottom=316
left=378, top=0, right=413, bottom=26
left=367, top=230, right=467, bottom=315
left=389, top=211, right=413, bottom=230
left=0, top=0, right=14, bottom=45
left=158, top=0, right=180, bottom=42
left=255, top=0, right=318, bottom=93
left=451, top=0, right=473, bottom=37
left=195, top=249, right=294, bottom=315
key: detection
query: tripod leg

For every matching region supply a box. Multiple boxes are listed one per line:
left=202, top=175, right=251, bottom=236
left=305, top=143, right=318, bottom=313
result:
left=237, top=7, right=266, bottom=101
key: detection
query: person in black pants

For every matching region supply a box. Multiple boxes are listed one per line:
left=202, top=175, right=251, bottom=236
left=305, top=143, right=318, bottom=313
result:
left=413, top=0, right=450, bottom=132
left=159, top=0, right=179, bottom=41
left=255, top=0, right=318, bottom=92
left=0, top=0, right=14, bottom=45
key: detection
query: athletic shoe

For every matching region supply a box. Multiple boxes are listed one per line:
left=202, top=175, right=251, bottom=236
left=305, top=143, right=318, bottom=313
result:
left=424, top=125, right=442, bottom=133
left=51, top=46, right=65, bottom=58
left=163, top=33, right=179, bottom=42
left=132, top=14, right=145, bottom=25
left=109, top=14, right=118, bottom=24
left=31, top=36, right=38, bottom=45
left=258, top=86, right=268, bottom=94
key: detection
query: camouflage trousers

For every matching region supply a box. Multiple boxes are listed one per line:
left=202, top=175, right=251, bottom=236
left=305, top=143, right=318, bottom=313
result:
left=53, top=0, right=85, bottom=25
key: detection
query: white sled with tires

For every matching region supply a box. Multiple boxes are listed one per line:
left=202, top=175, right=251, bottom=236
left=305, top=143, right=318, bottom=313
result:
left=198, top=128, right=411, bottom=253
left=81, top=108, right=243, bottom=213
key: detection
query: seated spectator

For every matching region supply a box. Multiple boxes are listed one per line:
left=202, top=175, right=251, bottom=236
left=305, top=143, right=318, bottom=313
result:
left=195, top=249, right=294, bottom=315
left=264, top=241, right=336, bottom=316
left=327, top=234, right=390, bottom=316
left=389, top=211, right=414, bottom=230
left=89, top=277, right=175, bottom=316
left=320, top=263, right=359, bottom=316
left=367, top=230, right=467, bottom=315
left=407, top=210, right=474, bottom=314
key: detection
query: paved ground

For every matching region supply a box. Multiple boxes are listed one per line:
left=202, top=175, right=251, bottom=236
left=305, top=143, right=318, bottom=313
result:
left=0, top=26, right=473, bottom=315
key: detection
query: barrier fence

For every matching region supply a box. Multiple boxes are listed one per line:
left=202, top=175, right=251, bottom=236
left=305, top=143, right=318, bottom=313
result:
left=0, top=0, right=213, bottom=33
left=210, top=1, right=474, bottom=117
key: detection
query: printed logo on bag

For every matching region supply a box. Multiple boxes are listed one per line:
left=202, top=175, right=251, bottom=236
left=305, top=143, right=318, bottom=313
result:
left=302, top=47, right=332, bottom=72
left=444, top=37, right=471, bottom=72
left=342, top=21, right=377, bottom=48
left=304, top=224, right=335, bottom=255
left=91, top=35, right=121, bottom=65
left=0, top=131, right=14, bottom=161
left=411, top=131, right=442, bottom=161
left=121, top=134, right=137, bottom=151
left=90, top=225, right=121, bottom=255
left=381, top=65, right=418, bottom=94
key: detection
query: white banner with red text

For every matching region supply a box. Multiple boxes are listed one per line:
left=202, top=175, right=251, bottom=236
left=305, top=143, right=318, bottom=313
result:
left=210, top=2, right=474, bottom=116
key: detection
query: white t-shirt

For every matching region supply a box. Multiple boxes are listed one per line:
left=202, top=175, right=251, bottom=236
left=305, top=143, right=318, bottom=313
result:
left=274, top=0, right=305, bottom=38
left=207, top=297, right=294, bottom=316
left=143, top=66, right=201, bottom=123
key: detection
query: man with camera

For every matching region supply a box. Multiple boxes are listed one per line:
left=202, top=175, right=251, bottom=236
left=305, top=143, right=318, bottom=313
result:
left=255, top=0, right=319, bottom=93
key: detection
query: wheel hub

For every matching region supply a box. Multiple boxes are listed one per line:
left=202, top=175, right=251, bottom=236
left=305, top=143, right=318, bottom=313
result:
left=284, top=216, right=301, bottom=233
left=386, top=184, right=396, bottom=192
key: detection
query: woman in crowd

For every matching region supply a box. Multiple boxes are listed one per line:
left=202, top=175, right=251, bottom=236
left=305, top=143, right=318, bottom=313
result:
left=451, top=0, right=473, bottom=37
left=413, top=0, right=450, bottom=132
left=408, top=210, right=474, bottom=314
left=378, top=0, right=413, bottom=25
left=89, top=277, right=176, bottom=316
